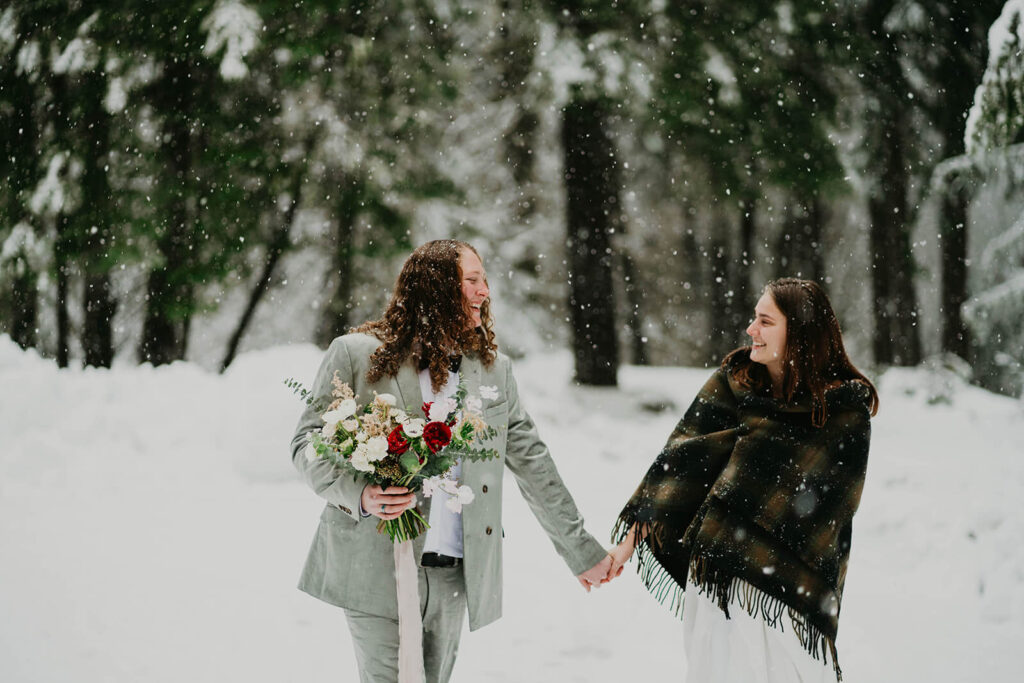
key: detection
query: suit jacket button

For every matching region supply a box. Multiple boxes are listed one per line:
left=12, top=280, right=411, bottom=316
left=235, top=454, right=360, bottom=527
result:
left=486, top=526, right=493, bottom=535
left=482, top=485, right=488, bottom=493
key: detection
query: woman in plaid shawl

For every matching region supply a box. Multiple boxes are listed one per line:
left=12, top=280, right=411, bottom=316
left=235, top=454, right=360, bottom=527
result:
left=609, top=278, right=878, bottom=682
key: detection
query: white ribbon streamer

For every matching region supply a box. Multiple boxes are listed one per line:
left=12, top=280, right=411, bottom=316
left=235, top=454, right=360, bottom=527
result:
left=394, top=540, right=424, bottom=683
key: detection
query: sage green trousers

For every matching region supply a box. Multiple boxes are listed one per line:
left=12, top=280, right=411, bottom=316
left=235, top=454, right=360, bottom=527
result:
left=344, top=565, right=467, bottom=683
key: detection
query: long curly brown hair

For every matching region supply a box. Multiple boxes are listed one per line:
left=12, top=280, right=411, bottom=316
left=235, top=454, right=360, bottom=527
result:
left=726, top=277, right=879, bottom=427
left=355, top=239, right=497, bottom=392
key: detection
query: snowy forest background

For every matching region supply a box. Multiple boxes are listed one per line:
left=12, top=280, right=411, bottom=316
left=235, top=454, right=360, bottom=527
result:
left=2, top=0, right=1023, bottom=392
left=3, top=4, right=1024, bottom=683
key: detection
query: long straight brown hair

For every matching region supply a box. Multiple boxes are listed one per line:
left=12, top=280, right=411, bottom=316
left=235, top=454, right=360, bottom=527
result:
left=355, top=240, right=497, bottom=392
left=728, top=278, right=879, bottom=426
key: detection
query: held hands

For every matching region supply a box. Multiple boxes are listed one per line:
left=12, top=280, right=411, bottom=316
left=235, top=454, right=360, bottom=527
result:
left=576, top=554, right=614, bottom=592
left=576, top=525, right=638, bottom=592
left=361, top=484, right=417, bottom=521
left=607, top=537, right=635, bottom=580
left=576, top=538, right=634, bottom=592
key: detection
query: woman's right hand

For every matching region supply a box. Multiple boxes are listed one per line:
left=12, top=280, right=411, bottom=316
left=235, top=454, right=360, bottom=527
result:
left=608, top=527, right=638, bottom=578
left=360, top=484, right=417, bottom=520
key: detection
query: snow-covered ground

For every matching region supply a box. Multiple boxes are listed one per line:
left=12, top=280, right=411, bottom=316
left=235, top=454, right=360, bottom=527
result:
left=1, top=336, right=1022, bottom=683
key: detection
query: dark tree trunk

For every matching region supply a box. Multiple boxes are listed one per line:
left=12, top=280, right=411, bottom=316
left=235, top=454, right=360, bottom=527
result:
left=807, top=197, right=825, bottom=283
left=54, top=218, right=71, bottom=368
left=925, top=5, right=999, bottom=361
left=221, top=148, right=310, bottom=372
left=707, top=209, right=741, bottom=363
left=497, top=0, right=538, bottom=193
left=620, top=247, right=649, bottom=366
left=868, top=110, right=921, bottom=366
left=738, top=196, right=757, bottom=320
left=83, top=274, right=116, bottom=367
left=219, top=221, right=289, bottom=372
left=940, top=170, right=971, bottom=359
left=81, top=72, right=116, bottom=368
left=51, top=74, right=71, bottom=367
left=777, top=196, right=825, bottom=283
left=861, top=7, right=922, bottom=367
left=10, top=270, right=38, bottom=350
left=3, top=56, right=40, bottom=350
left=316, top=183, right=360, bottom=348
left=563, top=91, right=619, bottom=386
left=139, top=60, right=194, bottom=365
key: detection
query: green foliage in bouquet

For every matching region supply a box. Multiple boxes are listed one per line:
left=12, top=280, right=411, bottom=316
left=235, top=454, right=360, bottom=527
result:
left=288, top=372, right=502, bottom=542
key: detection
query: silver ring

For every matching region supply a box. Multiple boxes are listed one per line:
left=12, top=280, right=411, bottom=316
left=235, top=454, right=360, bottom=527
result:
left=381, top=503, right=387, bottom=513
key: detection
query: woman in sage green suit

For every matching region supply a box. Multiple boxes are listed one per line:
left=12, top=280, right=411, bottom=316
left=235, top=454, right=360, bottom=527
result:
left=291, top=240, right=613, bottom=683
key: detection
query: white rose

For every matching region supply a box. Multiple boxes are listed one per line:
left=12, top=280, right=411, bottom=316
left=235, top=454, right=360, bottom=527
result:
left=334, top=398, right=358, bottom=418
left=428, top=401, right=450, bottom=423
left=304, top=442, right=319, bottom=463
left=342, top=418, right=359, bottom=432
left=321, top=422, right=337, bottom=437
left=349, top=444, right=374, bottom=472
left=322, top=397, right=357, bottom=423
left=366, top=436, right=389, bottom=462
left=375, top=393, right=397, bottom=406
left=392, top=409, right=408, bottom=424
left=403, top=419, right=425, bottom=437
left=355, top=430, right=368, bottom=442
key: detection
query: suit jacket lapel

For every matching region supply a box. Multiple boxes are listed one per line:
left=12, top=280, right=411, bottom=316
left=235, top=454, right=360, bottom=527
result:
left=460, top=354, right=483, bottom=406
left=393, top=362, right=423, bottom=418
left=459, top=355, right=484, bottom=488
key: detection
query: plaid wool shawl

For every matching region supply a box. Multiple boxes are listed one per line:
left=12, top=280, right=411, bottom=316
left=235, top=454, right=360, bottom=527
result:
left=614, top=352, right=872, bottom=679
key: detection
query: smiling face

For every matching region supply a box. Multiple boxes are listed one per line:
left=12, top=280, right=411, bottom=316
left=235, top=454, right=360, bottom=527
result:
left=459, top=248, right=489, bottom=329
left=746, top=291, right=788, bottom=381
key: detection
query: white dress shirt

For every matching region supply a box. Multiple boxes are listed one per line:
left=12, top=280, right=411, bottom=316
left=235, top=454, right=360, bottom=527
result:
left=419, top=367, right=464, bottom=558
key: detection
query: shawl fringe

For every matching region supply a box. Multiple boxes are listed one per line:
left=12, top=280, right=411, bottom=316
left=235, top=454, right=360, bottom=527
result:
left=612, top=517, right=687, bottom=616
left=615, top=515, right=842, bottom=681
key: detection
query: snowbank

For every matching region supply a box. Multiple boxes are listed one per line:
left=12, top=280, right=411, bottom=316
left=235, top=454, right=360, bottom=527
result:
left=1, top=337, right=1021, bottom=682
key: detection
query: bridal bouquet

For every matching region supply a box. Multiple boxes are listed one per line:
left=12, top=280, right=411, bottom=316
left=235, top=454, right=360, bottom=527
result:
left=289, top=372, right=501, bottom=542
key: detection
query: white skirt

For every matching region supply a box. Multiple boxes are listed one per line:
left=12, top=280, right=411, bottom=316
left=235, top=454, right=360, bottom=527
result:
left=682, top=580, right=835, bottom=683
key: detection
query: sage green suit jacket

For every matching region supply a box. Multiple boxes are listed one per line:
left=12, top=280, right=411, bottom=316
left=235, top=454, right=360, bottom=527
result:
left=290, top=333, right=607, bottom=630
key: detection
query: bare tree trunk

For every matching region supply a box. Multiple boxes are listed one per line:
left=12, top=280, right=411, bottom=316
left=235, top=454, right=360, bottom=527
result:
left=83, top=274, right=116, bottom=367
left=925, top=4, right=996, bottom=361
left=54, top=219, right=70, bottom=368
left=316, top=182, right=360, bottom=348
left=707, top=209, right=740, bottom=363
left=10, top=270, right=38, bottom=350
left=51, top=74, right=71, bottom=368
left=861, top=7, right=922, bottom=367
left=620, top=247, right=649, bottom=366
left=777, top=195, right=825, bottom=283
left=940, top=170, right=971, bottom=359
left=808, top=196, right=825, bottom=283
left=563, top=90, right=619, bottom=386
left=738, top=196, right=757, bottom=320
left=3, top=62, right=40, bottom=350
left=139, top=60, right=194, bottom=366
left=81, top=72, right=116, bottom=368
left=868, top=106, right=921, bottom=366
left=221, top=144, right=310, bottom=372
